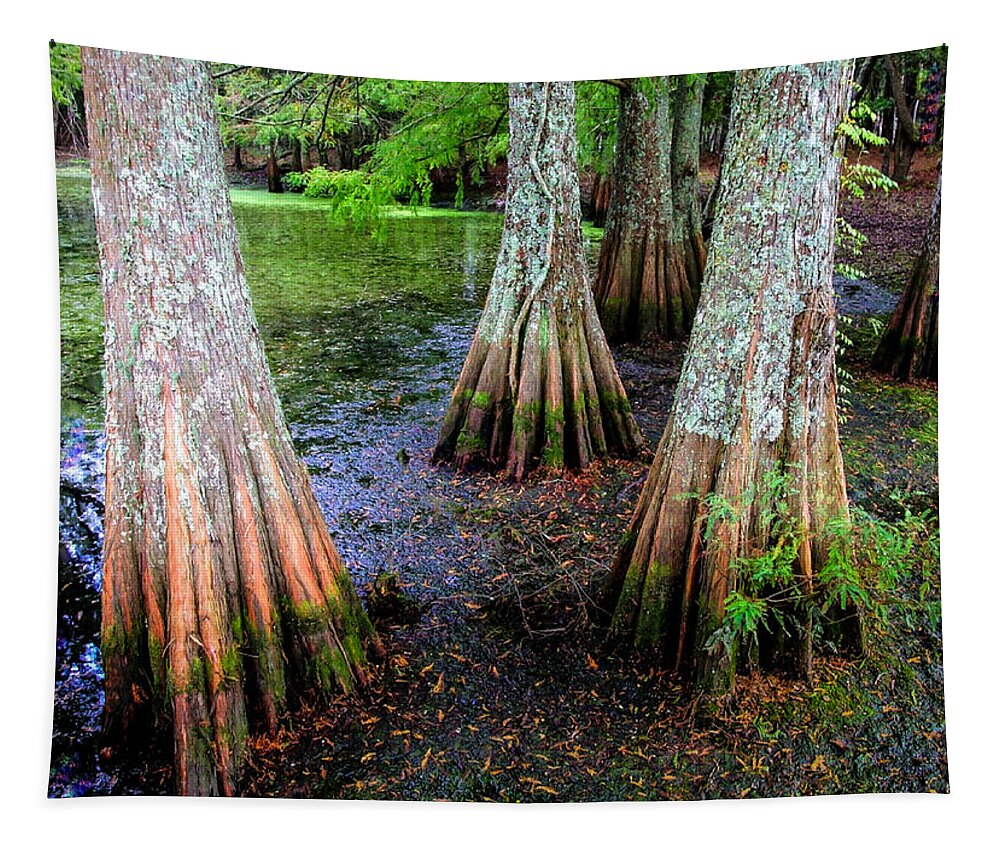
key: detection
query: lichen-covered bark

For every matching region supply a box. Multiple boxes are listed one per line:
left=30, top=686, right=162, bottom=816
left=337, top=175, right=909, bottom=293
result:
left=602, top=62, right=858, bottom=692
left=82, top=49, right=381, bottom=796
left=593, top=79, right=697, bottom=342
left=671, top=74, right=707, bottom=287
left=872, top=170, right=941, bottom=380
left=433, top=82, right=644, bottom=481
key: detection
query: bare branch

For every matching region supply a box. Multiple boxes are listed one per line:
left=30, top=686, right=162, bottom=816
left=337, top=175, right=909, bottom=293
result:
left=211, top=64, right=249, bottom=80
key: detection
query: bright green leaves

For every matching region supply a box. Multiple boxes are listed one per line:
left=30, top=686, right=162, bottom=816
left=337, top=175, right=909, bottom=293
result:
left=282, top=166, right=394, bottom=236
left=834, top=98, right=898, bottom=283
left=364, top=80, right=509, bottom=207
left=838, top=100, right=899, bottom=201
left=50, top=42, right=82, bottom=107
left=575, top=80, right=619, bottom=176
left=679, top=464, right=939, bottom=666
left=272, top=79, right=509, bottom=234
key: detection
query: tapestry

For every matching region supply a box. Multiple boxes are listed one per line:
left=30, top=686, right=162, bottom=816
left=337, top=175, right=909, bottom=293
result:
left=51, top=43, right=947, bottom=799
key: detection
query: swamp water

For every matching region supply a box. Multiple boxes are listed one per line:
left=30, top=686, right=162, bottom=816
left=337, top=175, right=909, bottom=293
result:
left=53, top=167, right=509, bottom=795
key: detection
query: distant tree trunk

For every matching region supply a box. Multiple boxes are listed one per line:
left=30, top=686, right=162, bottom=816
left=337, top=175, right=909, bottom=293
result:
left=880, top=70, right=894, bottom=176
left=266, top=139, right=283, bottom=193
left=672, top=74, right=707, bottom=288
left=602, top=62, right=858, bottom=692
left=82, top=48, right=381, bottom=796
left=590, top=172, right=612, bottom=227
left=592, top=79, right=697, bottom=342
left=233, top=143, right=243, bottom=171
left=872, top=170, right=941, bottom=380
left=701, top=119, right=728, bottom=242
left=318, top=146, right=330, bottom=167
left=852, top=55, right=878, bottom=105
left=886, top=55, right=918, bottom=184
left=433, top=82, right=645, bottom=481
left=292, top=137, right=304, bottom=173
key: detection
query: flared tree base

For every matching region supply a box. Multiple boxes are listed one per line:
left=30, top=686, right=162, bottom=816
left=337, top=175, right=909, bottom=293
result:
left=434, top=298, right=644, bottom=481
left=601, top=415, right=861, bottom=693
left=101, top=387, right=383, bottom=796
left=595, top=228, right=697, bottom=342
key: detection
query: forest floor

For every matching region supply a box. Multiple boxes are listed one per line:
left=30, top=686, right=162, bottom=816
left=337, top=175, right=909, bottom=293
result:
left=51, top=150, right=945, bottom=801
left=233, top=338, right=942, bottom=802
left=233, top=151, right=944, bottom=802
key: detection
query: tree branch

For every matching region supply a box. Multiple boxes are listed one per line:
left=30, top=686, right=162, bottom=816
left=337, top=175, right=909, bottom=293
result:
left=601, top=78, right=634, bottom=93
left=318, top=77, right=348, bottom=140
left=219, top=113, right=301, bottom=128
left=390, top=87, right=473, bottom=138
left=412, top=107, right=508, bottom=164
left=212, top=64, right=249, bottom=80
left=232, top=72, right=310, bottom=119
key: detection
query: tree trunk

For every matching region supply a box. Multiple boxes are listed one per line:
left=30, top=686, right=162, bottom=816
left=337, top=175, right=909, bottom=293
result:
left=886, top=55, right=918, bottom=184
left=872, top=170, right=941, bottom=381
left=893, top=133, right=916, bottom=185
left=601, top=62, right=859, bottom=692
left=82, top=49, right=381, bottom=796
left=590, top=172, right=612, bottom=227
left=292, top=137, right=304, bottom=173
left=671, top=74, right=708, bottom=288
left=593, top=79, right=697, bottom=342
left=266, top=139, right=283, bottom=193
left=880, top=70, right=894, bottom=176
left=233, top=143, right=243, bottom=171
left=701, top=119, right=728, bottom=242
left=852, top=56, right=878, bottom=104
left=433, top=82, right=645, bottom=481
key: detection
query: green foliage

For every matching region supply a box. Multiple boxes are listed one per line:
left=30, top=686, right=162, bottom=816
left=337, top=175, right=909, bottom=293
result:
left=213, top=66, right=340, bottom=150
left=212, top=64, right=509, bottom=232
left=575, top=80, right=619, bottom=176
left=702, top=71, right=735, bottom=130
left=50, top=42, right=82, bottom=107
left=838, top=101, right=889, bottom=151
left=685, top=465, right=939, bottom=665
left=712, top=466, right=805, bottom=659
left=831, top=93, right=896, bottom=422
left=283, top=166, right=395, bottom=235
left=284, top=166, right=356, bottom=198
left=834, top=217, right=867, bottom=281
left=834, top=312, right=884, bottom=424
left=361, top=81, right=508, bottom=207
left=835, top=98, right=898, bottom=281
left=286, top=79, right=507, bottom=232
left=827, top=499, right=940, bottom=632
left=840, top=164, right=898, bottom=200
left=838, top=100, right=898, bottom=202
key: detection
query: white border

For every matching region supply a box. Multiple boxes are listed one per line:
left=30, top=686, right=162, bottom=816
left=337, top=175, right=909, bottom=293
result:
left=3, top=2, right=994, bottom=849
